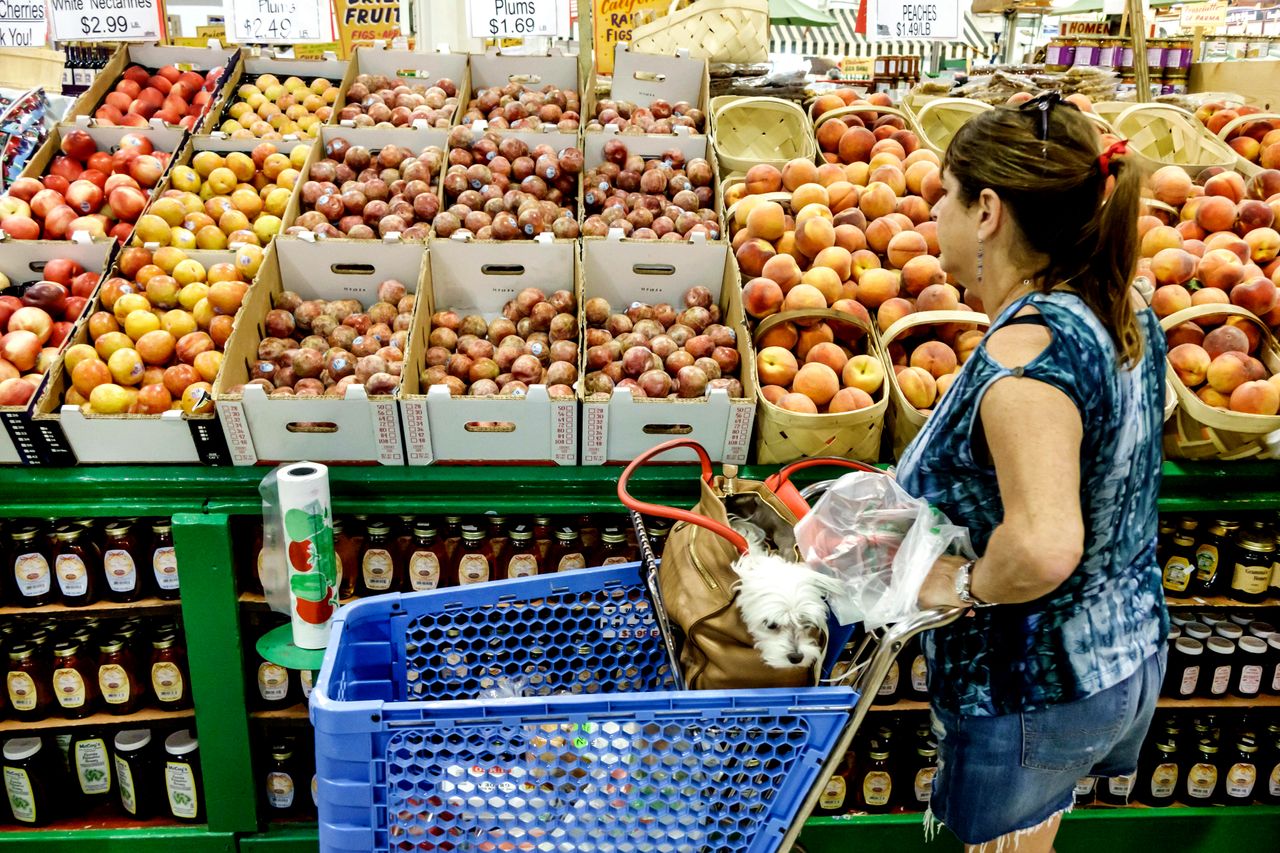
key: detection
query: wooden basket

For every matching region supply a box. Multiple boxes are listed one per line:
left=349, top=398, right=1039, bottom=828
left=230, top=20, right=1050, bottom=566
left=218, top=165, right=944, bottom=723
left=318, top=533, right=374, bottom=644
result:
left=710, top=96, right=817, bottom=178
left=1161, top=303, right=1280, bottom=461
left=1213, top=112, right=1277, bottom=179
left=879, top=309, right=990, bottom=459
left=1081, top=110, right=1117, bottom=137
left=1093, top=101, right=1130, bottom=128
left=630, top=0, right=769, bottom=66
left=752, top=309, right=887, bottom=463
left=812, top=103, right=921, bottom=136
left=901, top=91, right=938, bottom=123
left=913, top=98, right=993, bottom=157
left=1113, top=104, right=1239, bottom=178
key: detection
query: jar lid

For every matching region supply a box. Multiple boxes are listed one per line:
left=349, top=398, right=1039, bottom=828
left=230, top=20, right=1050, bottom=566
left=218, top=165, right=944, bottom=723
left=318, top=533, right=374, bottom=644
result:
left=412, top=522, right=437, bottom=537
left=1177, top=517, right=1199, bottom=531
left=1199, top=741, right=1219, bottom=754
left=3, top=737, right=42, bottom=762
left=165, top=730, right=199, bottom=756
left=1172, top=533, right=1195, bottom=546
left=533, top=516, right=550, bottom=525
left=485, top=512, right=507, bottom=524
left=1200, top=612, right=1225, bottom=626
left=9, top=526, right=39, bottom=542
left=53, top=524, right=82, bottom=542
left=1207, top=637, right=1235, bottom=654
left=1269, top=634, right=1280, bottom=652
left=509, top=524, right=533, bottom=541
left=444, top=515, right=462, bottom=523
left=367, top=522, right=391, bottom=535
left=52, top=640, right=79, bottom=657
left=555, top=526, right=578, bottom=541
left=1157, top=741, right=1177, bottom=754
left=105, top=521, right=132, bottom=535
left=1248, top=621, right=1274, bottom=638
left=601, top=528, right=626, bottom=544
left=7, top=643, right=32, bottom=660
left=868, top=749, right=889, bottom=760
left=271, top=745, right=294, bottom=761
left=1184, top=622, right=1212, bottom=639
left=1215, top=623, right=1243, bottom=640
left=461, top=525, right=484, bottom=541
left=1169, top=613, right=1191, bottom=627
left=99, top=639, right=124, bottom=654
left=1167, top=627, right=1182, bottom=641
left=1228, top=613, right=1253, bottom=627
left=151, top=522, right=172, bottom=534
left=152, top=635, right=177, bottom=650
left=1239, top=636, right=1267, bottom=654
left=114, top=729, right=151, bottom=752
left=1175, top=638, right=1204, bottom=656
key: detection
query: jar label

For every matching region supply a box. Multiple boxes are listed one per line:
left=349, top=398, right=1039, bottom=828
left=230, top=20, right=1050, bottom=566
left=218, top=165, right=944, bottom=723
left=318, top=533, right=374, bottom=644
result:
left=557, top=552, right=585, bottom=572
left=601, top=556, right=630, bottom=565
left=1211, top=664, right=1231, bottom=695
left=818, top=774, right=846, bottom=809
left=1232, top=562, right=1270, bottom=596
left=4, top=767, right=36, bottom=823
left=862, top=770, right=891, bottom=806
left=1239, top=663, right=1263, bottom=695
left=1194, top=545, right=1219, bottom=583
left=914, top=767, right=936, bottom=803
left=104, top=549, right=137, bottom=593
left=165, top=760, right=198, bottom=820
left=153, top=546, right=179, bottom=591
left=152, top=662, right=184, bottom=703
left=1179, top=664, right=1200, bottom=696
left=1271, top=762, right=1280, bottom=797
left=362, top=548, right=393, bottom=591
left=910, top=655, right=928, bottom=692
left=300, top=669, right=315, bottom=700
left=267, top=771, right=295, bottom=809
left=1151, top=763, right=1178, bottom=798
left=508, top=554, right=539, bottom=578
left=1272, top=663, right=1280, bottom=693
left=54, top=667, right=87, bottom=709
left=408, top=551, right=440, bottom=591
left=7, top=672, right=37, bottom=711
left=1108, top=774, right=1134, bottom=798
left=13, top=552, right=50, bottom=598
left=878, top=660, right=899, bottom=695
left=1162, top=556, right=1193, bottom=592
left=75, top=738, right=111, bottom=796
left=115, top=754, right=137, bottom=815
left=258, top=663, right=289, bottom=701
left=99, top=664, right=130, bottom=705
left=55, top=554, right=89, bottom=598
left=458, top=554, right=490, bottom=585
left=1073, top=777, right=1096, bottom=796
left=311, top=774, right=318, bottom=806
left=1226, top=763, right=1256, bottom=799
left=1187, top=763, right=1218, bottom=798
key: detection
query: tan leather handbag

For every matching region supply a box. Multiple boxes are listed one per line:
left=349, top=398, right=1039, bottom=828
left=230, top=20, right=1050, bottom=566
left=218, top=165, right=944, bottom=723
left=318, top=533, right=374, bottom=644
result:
left=618, top=439, right=874, bottom=691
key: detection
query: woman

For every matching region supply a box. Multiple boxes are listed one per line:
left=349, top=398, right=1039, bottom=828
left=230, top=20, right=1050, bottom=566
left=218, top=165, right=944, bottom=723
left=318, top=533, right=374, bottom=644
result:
left=897, top=95, right=1169, bottom=852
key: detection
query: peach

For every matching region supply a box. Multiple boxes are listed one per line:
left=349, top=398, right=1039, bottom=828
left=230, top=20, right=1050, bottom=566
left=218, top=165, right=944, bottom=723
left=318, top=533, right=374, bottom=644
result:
left=900, top=255, right=945, bottom=296
left=1264, top=143, right=1280, bottom=171
left=745, top=164, right=783, bottom=195
left=1141, top=225, right=1182, bottom=258
left=897, top=365, right=936, bottom=409
left=1245, top=227, right=1280, bottom=263
left=1205, top=171, right=1247, bottom=203
left=816, top=118, right=849, bottom=154
left=1197, top=249, right=1246, bottom=290
left=857, top=268, right=900, bottom=309
left=1229, top=379, right=1280, bottom=415
left=746, top=201, right=786, bottom=241
left=1177, top=220, right=1207, bottom=242
left=896, top=196, right=932, bottom=225
left=777, top=392, right=818, bottom=414
left=910, top=340, right=958, bottom=378
left=1151, top=248, right=1197, bottom=286
left=1166, top=321, right=1206, bottom=349
left=762, top=254, right=803, bottom=292
left=917, top=283, right=961, bottom=312
left=792, top=183, right=830, bottom=213
left=886, top=231, right=928, bottom=269
left=782, top=159, right=820, bottom=192
left=1197, top=386, right=1232, bottom=409
left=869, top=165, right=906, bottom=196
left=1231, top=137, right=1262, bottom=162
left=1231, top=277, right=1279, bottom=315
left=794, top=362, right=840, bottom=405
left=1169, top=343, right=1212, bottom=386
left=1237, top=200, right=1275, bottom=235
left=905, top=161, right=937, bottom=196
left=812, top=246, right=853, bottom=281
left=828, top=182, right=859, bottom=212
left=837, top=126, right=877, bottom=164
left=877, top=297, right=915, bottom=333
left=1207, top=352, right=1250, bottom=394
left=865, top=218, right=901, bottom=254
left=795, top=216, right=836, bottom=258
left=811, top=94, right=846, bottom=120
left=736, top=239, right=776, bottom=278
left=916, top=221, right=940, bottom=256
left=1204, top=231, right=1251, bottom=263
left=817, top=163, right=849, bottom=186
left=759, top=320, right=798, bottom=350
left=743, top=277, right=784, bottom=318
left=1184, top=239, right=1207, bottom=258
left=761, top=384, right=788, bottom=405
left=1151, top=284, right=1192, bottom=318
left=921, top=169, right=943, bottom=205
left=859, top=182, right=897, bottom=221
left=842, top=354, right=885, bottom=394
left=1204, top=325, right=1249, bottom=359
left=784, top=283, right=829, bottom=315
left=936, top=373, right=958, bottom=398
left=1225, top=316, right=1263, bottom=353
left=806, top=342, right=849, bottom=374
left=829, top=386, right=874, bottom=413
left=851, top=249, right=881, bottom=280
left=1151, top=166, right=1193, bottom=207
left=1196, top=196, right=1238, bottom=233
left=956, top=329, right=985, bottom=363
left=1248, top=169, right=1280, bottom=200
left=796, top=323, right=834, bottom=359
left=757, top=346, right=799, bottom=386
left=800, top=266, right=843, bottom=305
left=1192, top=287, right=1230, bottom=310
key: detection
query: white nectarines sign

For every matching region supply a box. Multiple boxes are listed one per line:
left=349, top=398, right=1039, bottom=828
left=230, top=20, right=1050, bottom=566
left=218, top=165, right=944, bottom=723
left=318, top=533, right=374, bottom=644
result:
left=46, top=0, right=164, bottom=43
left=870, top=0, right=960, bottom=41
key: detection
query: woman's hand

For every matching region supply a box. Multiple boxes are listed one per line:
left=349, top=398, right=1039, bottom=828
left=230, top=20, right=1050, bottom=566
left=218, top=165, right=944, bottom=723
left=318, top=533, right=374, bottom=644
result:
left=917, top=555, right=973, bottom=610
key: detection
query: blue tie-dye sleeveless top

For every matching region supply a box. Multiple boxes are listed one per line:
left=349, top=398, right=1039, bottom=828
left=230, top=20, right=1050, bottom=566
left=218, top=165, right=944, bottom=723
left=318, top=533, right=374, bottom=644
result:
left=896, top=290, right=1169, bottom=717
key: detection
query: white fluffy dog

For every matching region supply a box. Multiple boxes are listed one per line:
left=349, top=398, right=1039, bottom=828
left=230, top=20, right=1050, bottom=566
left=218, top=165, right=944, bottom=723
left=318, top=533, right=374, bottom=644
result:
left=732, top=551, right=840, bottom=670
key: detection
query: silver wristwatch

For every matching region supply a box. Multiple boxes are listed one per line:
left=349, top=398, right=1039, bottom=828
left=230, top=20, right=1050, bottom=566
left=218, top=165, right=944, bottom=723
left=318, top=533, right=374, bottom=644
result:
left=954, top=559, right=993, bottom=608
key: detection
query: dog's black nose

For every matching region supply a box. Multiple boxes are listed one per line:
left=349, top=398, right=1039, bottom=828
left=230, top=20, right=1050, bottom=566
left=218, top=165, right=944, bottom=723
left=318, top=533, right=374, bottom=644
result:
left=787, top=652, right=804, bottom=665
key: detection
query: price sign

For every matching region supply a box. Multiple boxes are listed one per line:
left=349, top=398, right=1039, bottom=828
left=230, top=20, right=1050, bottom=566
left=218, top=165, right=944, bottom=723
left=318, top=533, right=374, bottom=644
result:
left=46, top=0, right=163, bottom=43
left=224, top=0, right=333, bottom=44
left=1180, top=2, right=1228, bottom=31
left=467, top=0, right=564, bottom=39
left=0, top=0, right=47, bottom=47
left=870, top=0, right=961, bottom=41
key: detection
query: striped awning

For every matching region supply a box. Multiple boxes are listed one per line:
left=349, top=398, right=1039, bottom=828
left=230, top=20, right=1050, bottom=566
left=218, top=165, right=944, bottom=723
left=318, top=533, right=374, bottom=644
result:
left=770, top=4, right=992, bottom=59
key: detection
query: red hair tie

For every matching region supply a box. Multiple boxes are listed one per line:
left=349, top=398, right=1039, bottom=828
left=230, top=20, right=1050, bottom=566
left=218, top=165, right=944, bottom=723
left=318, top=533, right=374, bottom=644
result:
left=1098, top=139, right=1128, bottom=176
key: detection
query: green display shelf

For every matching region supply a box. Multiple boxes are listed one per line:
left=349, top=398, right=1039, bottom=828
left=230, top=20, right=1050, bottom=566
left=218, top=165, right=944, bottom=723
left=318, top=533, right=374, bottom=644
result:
left=0, top=825, right=235, bottom=852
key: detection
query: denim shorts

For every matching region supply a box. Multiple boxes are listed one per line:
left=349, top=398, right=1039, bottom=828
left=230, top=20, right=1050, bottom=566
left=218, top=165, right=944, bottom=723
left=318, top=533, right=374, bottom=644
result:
left=928, top=649, right=1166, bottom=846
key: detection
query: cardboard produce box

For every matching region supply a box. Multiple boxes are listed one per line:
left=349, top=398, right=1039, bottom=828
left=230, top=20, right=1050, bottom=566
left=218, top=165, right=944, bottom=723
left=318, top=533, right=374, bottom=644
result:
left=399, top=236, right=579, bottom=465
left=460, top=48, right=582, bottom=132
left=199, top=48, right=349, bottom=136
left=0, top=236, right=114, bottom=465
left=71, top=42, right=239, bottom=131
left=334, top=47, right=469, bottom=127
left=214, top=237, right=426, bottom=465
left=585, top=45, right=710, bottom=138
left=579, top=237, right=754, bottom=465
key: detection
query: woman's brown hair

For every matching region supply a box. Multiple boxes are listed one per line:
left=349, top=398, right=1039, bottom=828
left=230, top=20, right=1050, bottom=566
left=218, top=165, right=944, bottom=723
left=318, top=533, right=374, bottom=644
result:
left=943, top=99, right=1146, bottom=366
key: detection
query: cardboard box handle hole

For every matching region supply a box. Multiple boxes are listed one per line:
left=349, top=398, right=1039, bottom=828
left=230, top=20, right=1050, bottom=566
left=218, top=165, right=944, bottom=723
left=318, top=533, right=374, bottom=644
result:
left=632, top=264, right=675, bottom=276
left=464, top=421, right=516, bottom=433
left=329, top=263, right=376, bottom=275
left=632, top=71, right=667, bottom=82
left=642, top=424, right=693, bottom=435
left=480, top=264, right=527, bottom=275
left=286, top=422, right=340, bottom=433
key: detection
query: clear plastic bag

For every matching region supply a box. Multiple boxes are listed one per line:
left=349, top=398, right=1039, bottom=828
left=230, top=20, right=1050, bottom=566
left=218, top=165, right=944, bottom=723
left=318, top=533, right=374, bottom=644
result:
left=795, top=472, right=975, bottom=629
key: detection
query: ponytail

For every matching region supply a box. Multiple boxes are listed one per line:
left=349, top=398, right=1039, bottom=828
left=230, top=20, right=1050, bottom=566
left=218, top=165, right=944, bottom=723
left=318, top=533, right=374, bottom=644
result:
left=1087, top=156, right=1145, bottom=368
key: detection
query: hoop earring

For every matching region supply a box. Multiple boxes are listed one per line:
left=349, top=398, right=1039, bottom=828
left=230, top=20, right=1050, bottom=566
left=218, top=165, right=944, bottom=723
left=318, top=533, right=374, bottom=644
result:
left=976, top=238, right=984, bottom=286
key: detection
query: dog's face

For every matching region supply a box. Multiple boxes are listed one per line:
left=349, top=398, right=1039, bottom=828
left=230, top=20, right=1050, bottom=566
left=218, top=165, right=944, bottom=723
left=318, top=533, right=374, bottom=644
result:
left=733, top=554, right=834, bottom=670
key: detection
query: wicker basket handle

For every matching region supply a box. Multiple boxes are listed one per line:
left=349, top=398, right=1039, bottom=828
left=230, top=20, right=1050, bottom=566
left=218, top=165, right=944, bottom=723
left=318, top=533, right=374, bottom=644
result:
left=1214, top=112, right=1280, bottom=141
left=1113, top=102, right=1199, bottom=130
left=1142, top=198, right=1179, bottom=218
left=1158, top=301, right=1269, bottom=332
left=913, top=97, right=994, bottom=123
left=713, top=96, right=807, bottom=126
left=753, top=306, right=876, bottom=343
left=879, top=308, right=991, bottom=349
left=725, top=190, right=793, bottom=229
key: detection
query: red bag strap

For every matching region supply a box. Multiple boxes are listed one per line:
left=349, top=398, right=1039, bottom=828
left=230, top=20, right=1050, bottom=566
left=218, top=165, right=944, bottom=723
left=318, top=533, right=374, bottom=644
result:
left=617, top=438, right=750, bottom=555
left=766, top=458, right=883, bottom=519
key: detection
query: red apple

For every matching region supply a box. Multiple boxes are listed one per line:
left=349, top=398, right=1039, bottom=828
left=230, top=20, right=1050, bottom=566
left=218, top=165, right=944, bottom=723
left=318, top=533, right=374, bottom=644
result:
left=1, top=330, right=43, bottom=369
left=48, top=321, right=72, bottom=348
left=60, top=129, right=97, bottom=161
left=0, top=215, right=39, bottom=240
left=20, top=282, right=67, bottom=316
left=0, top=377, right=35, bottom=406
left=65, top=180, right=104, bottom=216
left=118, top=133, right=153, bottom=156
left=40, top=259, right=82, bottom=286
left=0, top=296, right=18, bottom=327
left=63, top=296, right=89, bottom=321
left=70, top=272, right=99, bottom=299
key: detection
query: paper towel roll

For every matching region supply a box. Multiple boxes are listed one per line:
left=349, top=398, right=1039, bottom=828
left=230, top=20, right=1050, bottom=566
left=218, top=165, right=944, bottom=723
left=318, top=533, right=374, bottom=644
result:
left=270, top=462, right=339, bottom=650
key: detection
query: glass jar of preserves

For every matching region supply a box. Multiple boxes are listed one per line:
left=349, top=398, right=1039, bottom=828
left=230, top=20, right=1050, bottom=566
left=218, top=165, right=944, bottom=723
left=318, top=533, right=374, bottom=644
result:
left=1230, top=523, right=1275, bottom=604
left=264, top=741, right=301, bottom=816
left=1268, top=634, right=1280, bottom=696
left=909, top=740, right=938, bottom=810
left=393, top=515, right=417, bottom=569
left=3, top=736, right=54, bottom=826
left=813, top=749, right=853, bottom=816
left=1223, top=735, right=1259, bottom=805
left=549, top=526, right=586, bottom=573
left=6, top=644, right=51, bottom=722
left=150, top=522, right=180, bottom=600
left=101, top=521, right=142, bottom=602
left=357, top=522, right=401, bottom=596
left=70, top=729, right=113, bottom=805
left=1203, top=637, right=1235, bottom=698
left=504, top=524, right=542, bottom=579
left=333, top=518, right=360, bottom=600
left=51, top=641, right=97, bottom=720
left=255, top=648, right=294, bottom=710
left=97, top=639, right=140, bottom=715
left=1138, top=737, right=1180, bottom=807
left=873, top=654, right=902, bottom=705
left=1072, top=776, right=1097, bottom=807
left=854, top=739, right=894, bottom=813
left=1195, top=520, right=1234, bottom=596
left=8, top=526, right=54, bottom=608
left=1184, top=739, right=1221, bottom=803
left=52, top=524, right=98, bottom=607
left=1162, top=528, right=1198, bottom=597
left=486, top=512, right=509, bottom=564
left=150, top=634, right=190, bottom=710
left=1236, top=636, right=1268, bottom=698
left=113, top=729, right=159, bottom=819
left=442, top=516, right=463, bottom=561
left=163, top=730, right=203, bottom=822
left=452, top=525, right=494, bottom=586
left=1165, top=637, right=1204, bottom=698
left=406, top=521, right=447, bottom=592
left=533, top=516, right=552, bottom=560
left=578, top=514, right=600, bottom=551
left=594, top=527, right=636, bottom=566
left=1098, top=771, right=1135, bottom=805
left=648, top=519, right=672, bottom=557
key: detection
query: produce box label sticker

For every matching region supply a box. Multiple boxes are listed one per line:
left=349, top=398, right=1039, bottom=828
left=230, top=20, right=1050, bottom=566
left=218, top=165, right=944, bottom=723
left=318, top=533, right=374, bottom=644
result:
left=224, top=0, right=334, bottom=43
left=46, top=0, right=166, bottom=43
left=467, top=0, right=565, bottom=40
left=0, top=0, right=47, bottom=47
